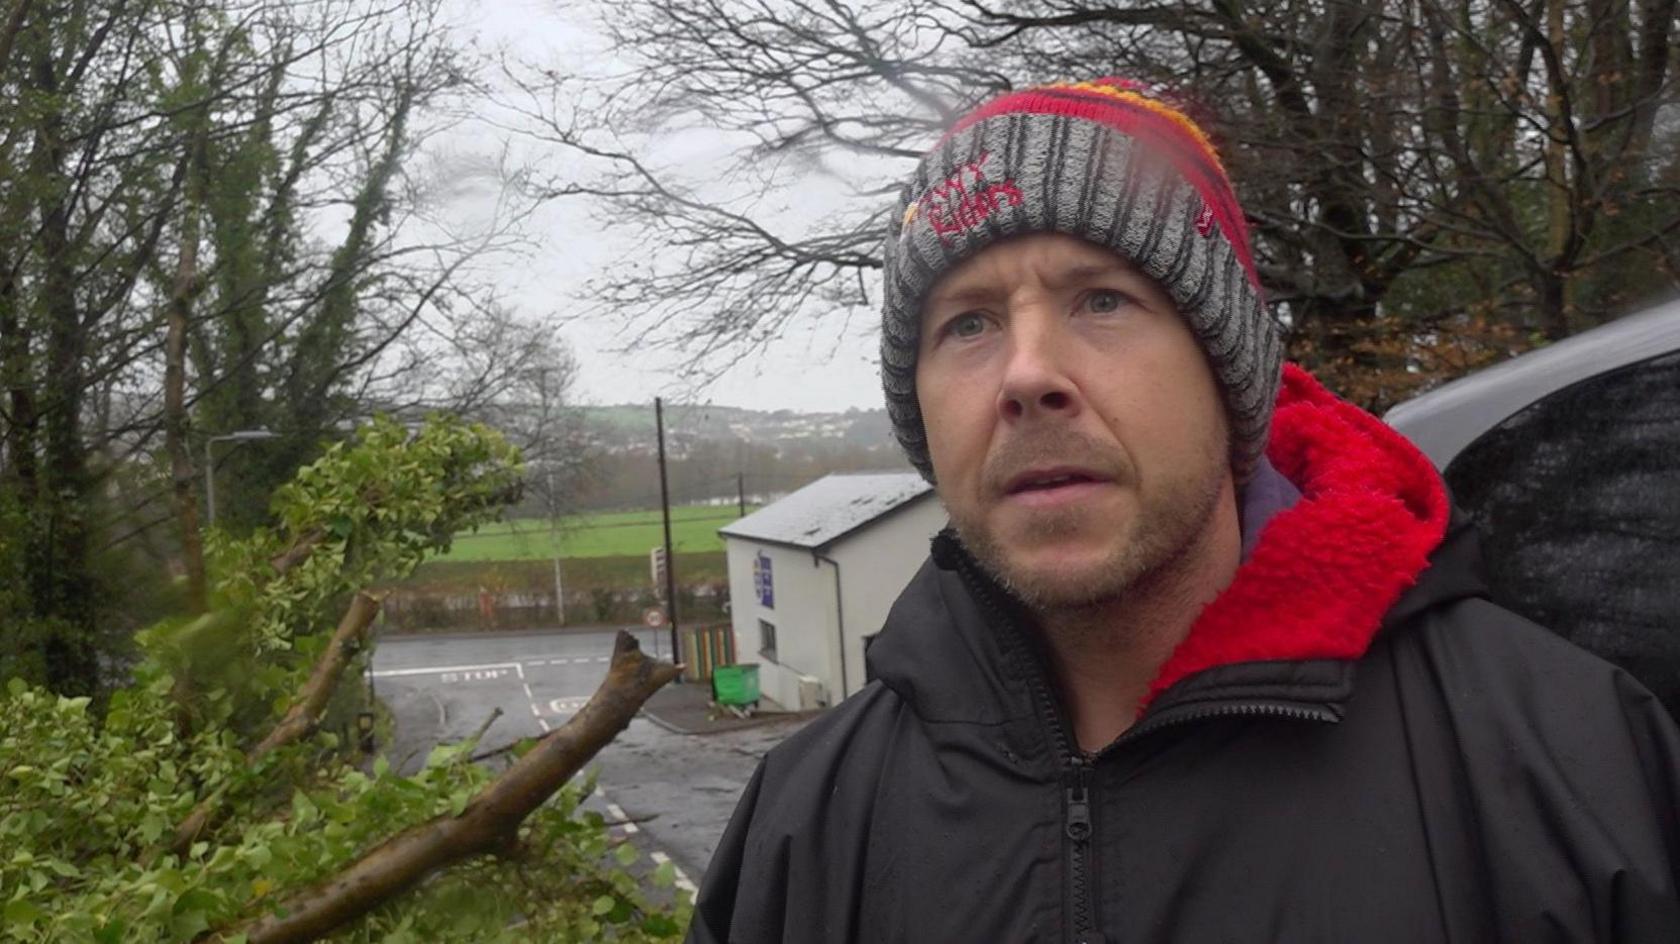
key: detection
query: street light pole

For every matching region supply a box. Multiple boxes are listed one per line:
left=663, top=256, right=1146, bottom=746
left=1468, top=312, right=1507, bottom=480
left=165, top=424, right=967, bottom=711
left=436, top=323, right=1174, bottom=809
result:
left=655, top=398, right=679, bottom=670
left=205, top=429, right=280, bottom=526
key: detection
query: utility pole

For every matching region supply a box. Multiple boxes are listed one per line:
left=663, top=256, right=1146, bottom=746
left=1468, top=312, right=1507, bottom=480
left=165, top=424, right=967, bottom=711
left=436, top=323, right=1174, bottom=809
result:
left=655, top=398, right=680, bottom=670
left=547, top=467, right=564, bottom=627
left=552, top=558, right=565, bottom=626
left=737, top=471, right=746, bottom=517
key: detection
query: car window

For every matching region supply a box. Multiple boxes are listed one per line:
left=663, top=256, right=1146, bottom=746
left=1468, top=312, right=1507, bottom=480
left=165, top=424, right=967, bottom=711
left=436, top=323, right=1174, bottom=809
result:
left=1445, top=348, right=1680, bottom=718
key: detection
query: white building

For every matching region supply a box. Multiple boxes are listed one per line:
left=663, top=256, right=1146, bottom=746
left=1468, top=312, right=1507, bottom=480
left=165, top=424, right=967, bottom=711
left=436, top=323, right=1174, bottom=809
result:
left=719, top=472, right=946, bottom=711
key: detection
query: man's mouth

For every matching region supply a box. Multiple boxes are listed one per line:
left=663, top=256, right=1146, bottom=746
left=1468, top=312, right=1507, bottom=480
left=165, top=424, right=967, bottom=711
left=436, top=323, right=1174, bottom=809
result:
left=1005, top=467, right=1108, bottom=495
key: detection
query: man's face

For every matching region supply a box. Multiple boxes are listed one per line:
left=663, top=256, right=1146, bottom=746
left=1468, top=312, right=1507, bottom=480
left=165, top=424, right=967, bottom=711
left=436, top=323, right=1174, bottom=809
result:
left=916, top=233, right=1232, bottom=609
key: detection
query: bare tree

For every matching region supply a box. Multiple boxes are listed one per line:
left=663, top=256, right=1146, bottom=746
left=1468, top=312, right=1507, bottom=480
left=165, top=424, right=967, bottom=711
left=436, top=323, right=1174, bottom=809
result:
left=0, top=0, right=574, bottom=691
left=508, top=0, right=1678, bottom=408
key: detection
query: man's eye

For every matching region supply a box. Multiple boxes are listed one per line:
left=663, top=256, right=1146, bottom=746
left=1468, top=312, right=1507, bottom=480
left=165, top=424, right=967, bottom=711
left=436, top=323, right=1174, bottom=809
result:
left=1085, top=290, right=1128, bottom=314
left=947, top=313, right=987, bottom=338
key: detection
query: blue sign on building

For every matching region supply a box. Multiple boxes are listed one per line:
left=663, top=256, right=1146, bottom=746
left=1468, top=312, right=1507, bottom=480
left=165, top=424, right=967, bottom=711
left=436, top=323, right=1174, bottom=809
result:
left=753, top=552, right=775, bottom=608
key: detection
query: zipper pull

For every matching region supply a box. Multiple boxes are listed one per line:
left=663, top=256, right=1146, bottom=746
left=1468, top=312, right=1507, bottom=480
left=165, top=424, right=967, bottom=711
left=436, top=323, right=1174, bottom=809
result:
left=1064, top=765, right=1092, bottom=842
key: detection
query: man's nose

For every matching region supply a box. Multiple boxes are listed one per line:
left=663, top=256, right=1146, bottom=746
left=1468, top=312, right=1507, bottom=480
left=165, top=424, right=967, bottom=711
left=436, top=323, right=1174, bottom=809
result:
left=996, top=312, right=1079, bottom=422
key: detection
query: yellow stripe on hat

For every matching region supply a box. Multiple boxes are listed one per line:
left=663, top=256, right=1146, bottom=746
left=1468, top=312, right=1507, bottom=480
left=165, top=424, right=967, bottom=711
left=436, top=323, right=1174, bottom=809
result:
left=1049, top=81, right=1227, bottom=174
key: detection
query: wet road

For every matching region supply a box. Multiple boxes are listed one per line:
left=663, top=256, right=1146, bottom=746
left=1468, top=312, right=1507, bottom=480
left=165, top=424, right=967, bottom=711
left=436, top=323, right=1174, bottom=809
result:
left=371, top=627, right=811, bottom=893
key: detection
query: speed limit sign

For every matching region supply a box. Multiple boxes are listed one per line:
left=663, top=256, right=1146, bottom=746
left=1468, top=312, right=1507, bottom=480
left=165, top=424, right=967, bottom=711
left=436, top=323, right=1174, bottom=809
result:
left=642, top=606, right=666, bottom=628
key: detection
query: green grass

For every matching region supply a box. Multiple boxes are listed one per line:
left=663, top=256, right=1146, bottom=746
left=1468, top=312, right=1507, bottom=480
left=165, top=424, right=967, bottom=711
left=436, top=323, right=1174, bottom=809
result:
left=434, top=506, right=755, bottom=562
left=403, top=552, right=729, bottom=595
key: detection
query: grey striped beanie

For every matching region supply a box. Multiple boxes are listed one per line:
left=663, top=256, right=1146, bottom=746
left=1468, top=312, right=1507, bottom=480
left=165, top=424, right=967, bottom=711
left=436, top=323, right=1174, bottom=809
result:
left=880, top=78, right=1282, bottom=484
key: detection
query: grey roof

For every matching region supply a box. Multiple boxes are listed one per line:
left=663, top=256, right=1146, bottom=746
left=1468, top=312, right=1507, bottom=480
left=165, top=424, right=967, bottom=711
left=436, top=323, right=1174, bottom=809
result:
left=1384, top=297, right=1680, bottom=468
left=719, top=472, right=935, bottom=550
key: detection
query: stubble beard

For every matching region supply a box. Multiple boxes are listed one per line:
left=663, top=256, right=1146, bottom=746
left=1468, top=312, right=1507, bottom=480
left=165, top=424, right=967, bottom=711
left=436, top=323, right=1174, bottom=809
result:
left=947, top=435, right=1228, bottom=618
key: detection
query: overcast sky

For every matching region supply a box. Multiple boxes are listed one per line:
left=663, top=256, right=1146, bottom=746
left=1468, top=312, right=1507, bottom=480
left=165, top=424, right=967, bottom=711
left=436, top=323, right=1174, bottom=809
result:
left=427, top=0, right=891, bottom=414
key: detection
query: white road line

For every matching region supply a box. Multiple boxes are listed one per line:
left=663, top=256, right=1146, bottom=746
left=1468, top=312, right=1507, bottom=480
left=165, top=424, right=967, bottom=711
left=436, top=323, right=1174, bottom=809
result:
left=594, top=786, right=639, bottom=835
left=370, top=661, right=520, bottom=678
left=595, top=656, right=610, bottom=663
left=603, top=802, right=639, bottom=835
left=528, top=703, right=541, bottom=718
left=595, top=785, right=695, bottom=892
left=650, top=851, right=698, bottom=895
left=521, top=682, right=535, bottom=699
left=537, top=717, right=551, bottom=732
left=546, top=697, right=589, bottom=714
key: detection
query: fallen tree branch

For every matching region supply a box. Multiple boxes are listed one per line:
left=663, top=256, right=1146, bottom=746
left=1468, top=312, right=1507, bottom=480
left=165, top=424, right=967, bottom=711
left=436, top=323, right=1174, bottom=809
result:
left=207, top=631, right=680, bottom=944
left=269, top=525, right=328, bottom=575
left=170, top=591, right=385, bottom=857
left=250, top=591, right=384, bottom=758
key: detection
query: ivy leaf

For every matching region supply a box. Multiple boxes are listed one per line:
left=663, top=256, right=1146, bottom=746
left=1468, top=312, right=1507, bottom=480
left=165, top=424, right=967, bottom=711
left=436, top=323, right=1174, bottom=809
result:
left=614, top=842, right=639, bottom=867
left=591, top=895, right=616, bottom=916
left=4, top=899, right=44, bottom=925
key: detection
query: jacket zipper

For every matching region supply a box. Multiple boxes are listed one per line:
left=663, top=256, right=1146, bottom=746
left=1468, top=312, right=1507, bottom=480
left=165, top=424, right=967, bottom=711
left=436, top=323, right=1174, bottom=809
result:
left=951, top=546, right=1338, bottom=944
left=1109, top=701, right=1339, bottom=753
left=954, top=553, right=1105, bottom=942
left=1064, top=756, right=1104, bottom=944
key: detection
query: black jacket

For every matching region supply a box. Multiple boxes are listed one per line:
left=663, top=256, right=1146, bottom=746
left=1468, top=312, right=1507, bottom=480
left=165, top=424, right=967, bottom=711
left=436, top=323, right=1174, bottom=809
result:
left=690, top=370, right=1680, bottom=943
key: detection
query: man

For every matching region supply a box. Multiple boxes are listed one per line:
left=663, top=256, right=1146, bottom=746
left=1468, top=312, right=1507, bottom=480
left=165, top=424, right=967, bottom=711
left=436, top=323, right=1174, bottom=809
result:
left=688, top=79, right=1680, bottom=943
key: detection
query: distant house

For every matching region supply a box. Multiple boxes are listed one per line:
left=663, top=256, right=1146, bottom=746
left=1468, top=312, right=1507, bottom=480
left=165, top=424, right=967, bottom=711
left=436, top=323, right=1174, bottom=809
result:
left=719, top=472, right=945, bottom=710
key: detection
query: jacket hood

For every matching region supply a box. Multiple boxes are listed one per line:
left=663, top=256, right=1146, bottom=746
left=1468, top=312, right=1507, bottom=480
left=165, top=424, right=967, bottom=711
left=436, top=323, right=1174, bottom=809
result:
left=867, top=364, right=1456, bottom=723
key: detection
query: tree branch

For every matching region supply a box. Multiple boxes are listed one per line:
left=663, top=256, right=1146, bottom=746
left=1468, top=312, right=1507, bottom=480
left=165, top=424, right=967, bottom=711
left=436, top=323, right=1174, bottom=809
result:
left=208, top=631, right=681, bottom=944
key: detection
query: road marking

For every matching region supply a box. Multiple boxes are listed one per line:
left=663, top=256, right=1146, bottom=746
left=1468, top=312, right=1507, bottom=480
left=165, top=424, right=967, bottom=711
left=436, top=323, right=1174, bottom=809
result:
left=521, top=682, right=535, bottom=699
left=546, top=697, right=590, bottom=715
left=371, top=661, right=520, bottom=679
left=529, top=703, right=541, bottom=718
left=595, top=656, right=610, bottom=663
left=596, top=786, right=698, bottom=895
left=602, top=800, right=639, bottom=835
left=537, top=717, right=551, bottom=732
left=650, top=851, right=698, bottom=895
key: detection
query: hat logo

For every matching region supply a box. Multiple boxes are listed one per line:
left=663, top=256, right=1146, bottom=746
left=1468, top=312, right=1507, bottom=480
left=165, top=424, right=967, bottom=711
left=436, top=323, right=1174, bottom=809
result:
left=914, top=151, right=1023, bottom=246
left=1195, top=201, right=1216, bottom=237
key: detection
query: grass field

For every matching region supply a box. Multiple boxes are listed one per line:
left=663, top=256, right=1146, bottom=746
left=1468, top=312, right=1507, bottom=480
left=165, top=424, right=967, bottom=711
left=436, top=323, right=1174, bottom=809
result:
left=404, top=552, right=729, bottom=595
left=435, top=505, right=756, bottom=562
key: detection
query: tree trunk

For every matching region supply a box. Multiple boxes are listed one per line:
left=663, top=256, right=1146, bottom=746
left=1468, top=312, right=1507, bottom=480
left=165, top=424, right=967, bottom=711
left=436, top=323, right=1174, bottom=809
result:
left=31, top=34, right=98, bottom=695
left=1536, top=268, right=1571, bottom=342
left=167, top=176, right=207, bottom=613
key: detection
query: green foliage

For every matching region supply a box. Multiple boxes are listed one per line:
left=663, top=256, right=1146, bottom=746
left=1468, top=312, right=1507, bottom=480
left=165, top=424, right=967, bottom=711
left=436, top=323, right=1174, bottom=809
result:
left=0, top=415, right=688, bottom=940
left=0, top=678, right=690, bottom=942
left=145, top=414, right=525, bottom=737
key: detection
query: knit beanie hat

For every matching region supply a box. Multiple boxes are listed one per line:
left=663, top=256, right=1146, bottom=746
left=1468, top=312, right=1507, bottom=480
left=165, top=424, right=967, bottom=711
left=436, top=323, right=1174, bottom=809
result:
left=880, top=78, right=1282, bottom=484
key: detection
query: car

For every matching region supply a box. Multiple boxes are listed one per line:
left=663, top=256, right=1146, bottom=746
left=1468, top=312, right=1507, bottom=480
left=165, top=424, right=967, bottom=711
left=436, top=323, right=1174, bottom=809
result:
left=1383, top=297, right=1680, bottom=717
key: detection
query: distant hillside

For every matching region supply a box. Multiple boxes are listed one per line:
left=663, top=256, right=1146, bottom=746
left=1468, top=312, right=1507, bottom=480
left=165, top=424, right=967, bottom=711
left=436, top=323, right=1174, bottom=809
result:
left=575, top=403, right=897, bottom=457
left=550, top=404, right=911, bottom=512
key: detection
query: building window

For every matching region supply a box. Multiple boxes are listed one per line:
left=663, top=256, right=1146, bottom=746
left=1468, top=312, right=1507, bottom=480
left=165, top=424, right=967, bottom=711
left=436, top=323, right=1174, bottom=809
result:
left=753, top=551, right=775, bottom=608
left=758, top=619, right=778, bottom=663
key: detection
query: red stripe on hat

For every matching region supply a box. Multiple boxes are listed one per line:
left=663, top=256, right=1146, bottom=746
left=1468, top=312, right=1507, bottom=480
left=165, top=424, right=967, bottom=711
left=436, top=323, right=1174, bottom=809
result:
left=940, top=86, right=1260, bottom=291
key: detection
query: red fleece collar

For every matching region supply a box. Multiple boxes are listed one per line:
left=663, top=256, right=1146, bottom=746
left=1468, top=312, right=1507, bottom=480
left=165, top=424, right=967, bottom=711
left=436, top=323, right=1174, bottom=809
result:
left=1142, top=365, right=1451, bottom=709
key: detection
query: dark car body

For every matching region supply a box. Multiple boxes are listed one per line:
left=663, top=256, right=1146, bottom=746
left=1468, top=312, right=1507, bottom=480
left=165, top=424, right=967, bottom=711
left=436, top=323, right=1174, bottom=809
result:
left=1384, top=299, right=1680, bottom=715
